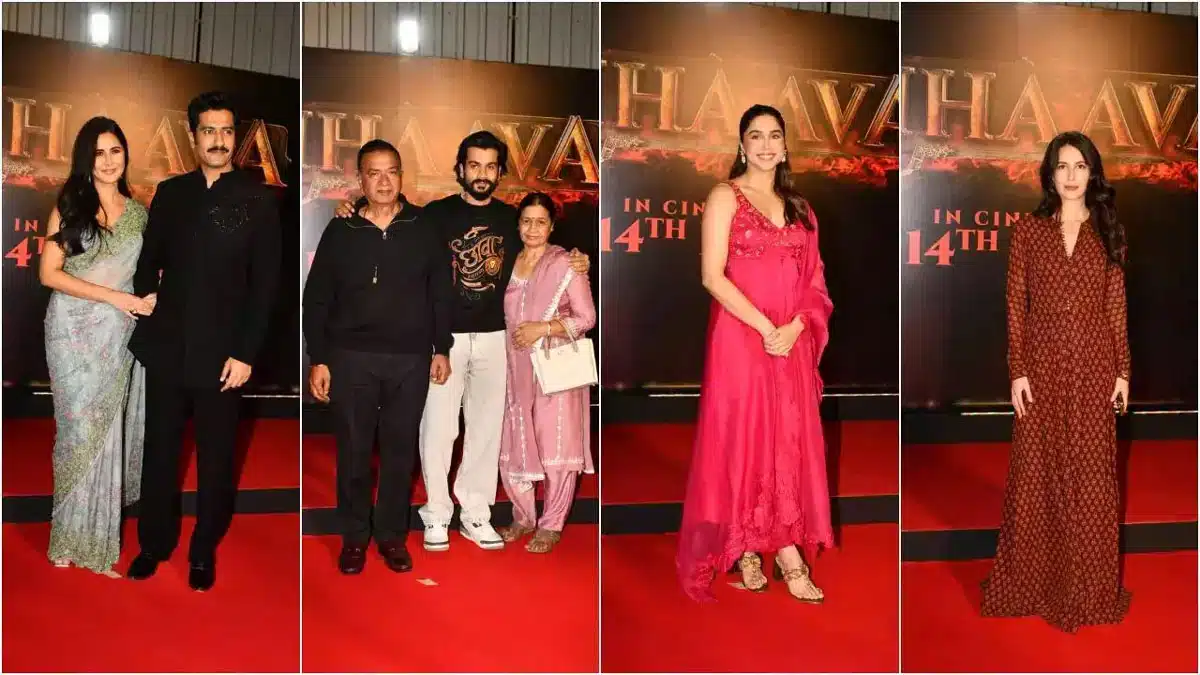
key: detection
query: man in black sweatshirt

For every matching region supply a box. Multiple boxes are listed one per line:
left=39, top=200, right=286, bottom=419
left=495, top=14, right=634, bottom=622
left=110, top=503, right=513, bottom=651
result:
left=303, top=139, right=452, bottom=574
left=415, top=132, right=588, bottom=551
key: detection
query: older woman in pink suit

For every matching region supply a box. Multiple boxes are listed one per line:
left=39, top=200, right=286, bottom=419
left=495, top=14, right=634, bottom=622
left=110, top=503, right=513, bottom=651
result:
left=496, top=192, right=596, bottom=553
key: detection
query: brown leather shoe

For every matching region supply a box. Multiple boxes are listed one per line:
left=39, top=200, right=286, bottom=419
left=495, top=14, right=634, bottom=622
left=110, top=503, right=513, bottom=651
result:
left=377, top=540, right=413, bottom=573
left=339, top=544, right=367, bottom=575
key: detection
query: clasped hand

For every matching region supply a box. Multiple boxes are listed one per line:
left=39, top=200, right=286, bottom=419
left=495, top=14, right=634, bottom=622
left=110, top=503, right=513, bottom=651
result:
left=111, top=292, right=156, bottom=319
left=513, top=321, right=549, bottom=350
left=761, top=317, right=805, bottom=357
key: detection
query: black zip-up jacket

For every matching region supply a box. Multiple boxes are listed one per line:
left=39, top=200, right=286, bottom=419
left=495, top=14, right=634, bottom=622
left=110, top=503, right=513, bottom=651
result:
left=303, top=196, right=453, bottom=364
left=356, top=193, right=519, bottom=334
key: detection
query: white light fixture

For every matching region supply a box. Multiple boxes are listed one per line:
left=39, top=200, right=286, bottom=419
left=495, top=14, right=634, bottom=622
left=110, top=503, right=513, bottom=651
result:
left=89, top=12, right=110, bottom=46
left=398, top=18, right=419, bottom=54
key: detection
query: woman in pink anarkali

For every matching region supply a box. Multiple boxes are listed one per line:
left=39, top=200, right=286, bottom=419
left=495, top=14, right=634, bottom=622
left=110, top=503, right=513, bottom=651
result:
left=497, top=192, right=596, bottom=553
left=677, top=104, right=834, bottom=602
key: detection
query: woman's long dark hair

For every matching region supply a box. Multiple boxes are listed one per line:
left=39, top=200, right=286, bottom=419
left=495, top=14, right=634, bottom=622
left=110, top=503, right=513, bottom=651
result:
left=51, top=117, right=132, bottom=256
left=1033, top=131, right=1125, bottom=266
left=728, top=104, right=814, bottom=231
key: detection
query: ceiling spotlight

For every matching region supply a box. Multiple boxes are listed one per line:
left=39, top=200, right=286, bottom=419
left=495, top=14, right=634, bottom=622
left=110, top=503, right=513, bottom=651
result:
left=89, top=13, right=110, bottom=46
left=398, top=19, right=419, bottom=54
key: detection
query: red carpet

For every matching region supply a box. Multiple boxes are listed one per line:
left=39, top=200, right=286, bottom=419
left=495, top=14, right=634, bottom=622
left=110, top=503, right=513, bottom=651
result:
left=3, top=418, right=300, bottom=495
left=901, top=552, right=1198, bottom=672
left=601, top=420, right=898, bottom=503
left=2, top=514, right=301, bottom=673
left=601, top=524, right=898, bottom=673
left=302, top=526, right=599, bottom=673
left=301, top=432, right=598, bottom=508
left=902, top=439, right=1198, bottom=529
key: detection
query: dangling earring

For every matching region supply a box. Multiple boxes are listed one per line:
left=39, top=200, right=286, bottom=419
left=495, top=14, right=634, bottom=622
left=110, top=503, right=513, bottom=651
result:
left=782, top=149, right=788, bottom=162
left=738, top=146, right=745, bottom=163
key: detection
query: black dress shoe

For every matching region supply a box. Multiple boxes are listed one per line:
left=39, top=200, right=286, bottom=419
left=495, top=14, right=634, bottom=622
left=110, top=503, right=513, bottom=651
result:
left=378, top=540, right=413, bottom=573
left=127, top=553, right=159, bottom=580
left=339, top=544, right=367, bottom=574
left=188, top=562, right=215, bottom=592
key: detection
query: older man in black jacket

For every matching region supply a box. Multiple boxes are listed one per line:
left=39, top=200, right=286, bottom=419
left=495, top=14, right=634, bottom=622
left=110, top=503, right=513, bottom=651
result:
left=126, top=91, right=281, bottom=591
left=303, top=139, right=453, bottom=575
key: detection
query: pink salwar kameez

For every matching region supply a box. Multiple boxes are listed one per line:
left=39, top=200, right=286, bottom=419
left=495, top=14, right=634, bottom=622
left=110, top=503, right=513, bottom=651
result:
left=499, top=245, right=596, bottom=532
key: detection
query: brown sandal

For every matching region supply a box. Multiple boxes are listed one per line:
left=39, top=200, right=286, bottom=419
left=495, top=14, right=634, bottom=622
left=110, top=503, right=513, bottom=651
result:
left=774, top=556, right=824, bottom=603
left=498, top=523, right=536, bottom=543
left=732, top=552, right=768, bottom=592
left=525, top=529, right=561, bottom=553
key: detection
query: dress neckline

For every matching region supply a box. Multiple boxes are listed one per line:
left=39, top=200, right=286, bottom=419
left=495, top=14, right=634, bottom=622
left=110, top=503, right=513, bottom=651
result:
left=729, top=182, right=789, bottom=230
left=98, top=196, right=133, bottom=233
left=1054, top=212, right=1091, bottom=261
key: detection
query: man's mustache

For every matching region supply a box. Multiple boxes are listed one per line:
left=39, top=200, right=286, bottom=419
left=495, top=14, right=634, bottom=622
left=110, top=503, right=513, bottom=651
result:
left=208, top=147, right=229, bottom=154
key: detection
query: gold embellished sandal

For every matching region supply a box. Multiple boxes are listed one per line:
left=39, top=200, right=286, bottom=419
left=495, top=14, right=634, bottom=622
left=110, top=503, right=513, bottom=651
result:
left=774, top=556, right=824, bottom=603
left=732, top=552, right=768, bottom=592
left=525, top=529, right=561, bottom=553
left=498, top=523, right=536, bottom=543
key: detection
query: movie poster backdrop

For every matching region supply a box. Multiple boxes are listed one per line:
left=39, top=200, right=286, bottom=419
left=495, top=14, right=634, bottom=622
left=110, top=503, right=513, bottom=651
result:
left=901, top=4, right=1198, bottom=408
left=600, top=3, right=900, bottom=393
left=300, top=48, right=600, bottom=403
left=2, top=32, right=300, bottom=395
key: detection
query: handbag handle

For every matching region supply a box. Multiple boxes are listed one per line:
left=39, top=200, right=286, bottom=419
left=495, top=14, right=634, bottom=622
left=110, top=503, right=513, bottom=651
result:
left=535, top=268, right=576, bottom=355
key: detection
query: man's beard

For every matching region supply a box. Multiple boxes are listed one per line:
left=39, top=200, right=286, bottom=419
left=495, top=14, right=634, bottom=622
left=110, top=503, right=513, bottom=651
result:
left=459, top=176, right=498, bottom=200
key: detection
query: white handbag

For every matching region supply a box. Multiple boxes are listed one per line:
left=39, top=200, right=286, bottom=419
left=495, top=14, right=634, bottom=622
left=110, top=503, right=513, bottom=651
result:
left=530, top=269, right=598, bottom=395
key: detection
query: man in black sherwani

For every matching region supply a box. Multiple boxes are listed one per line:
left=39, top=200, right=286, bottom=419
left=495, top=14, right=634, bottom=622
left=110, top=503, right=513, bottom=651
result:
left=127, top=91, right=281, bottom=591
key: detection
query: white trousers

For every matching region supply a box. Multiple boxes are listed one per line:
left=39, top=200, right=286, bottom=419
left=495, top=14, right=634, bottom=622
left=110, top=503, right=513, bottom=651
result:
left=418, top=330, right=508, bottom=525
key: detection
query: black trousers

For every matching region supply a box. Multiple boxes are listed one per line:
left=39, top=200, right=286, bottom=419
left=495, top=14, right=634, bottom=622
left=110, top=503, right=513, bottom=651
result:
left=331, top=349, right=430, bottom=546
left=138, top=365, right=240, bottom=564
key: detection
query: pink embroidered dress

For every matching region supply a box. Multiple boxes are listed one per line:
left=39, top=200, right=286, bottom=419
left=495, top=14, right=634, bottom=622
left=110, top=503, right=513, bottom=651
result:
left=499, top=245, right=596, bottom=530
left=676, top=182, right=835, bottom=601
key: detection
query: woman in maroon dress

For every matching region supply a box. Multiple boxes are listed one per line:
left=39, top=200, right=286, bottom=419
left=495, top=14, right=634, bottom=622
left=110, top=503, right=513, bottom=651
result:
left=676, top=104, right=834, bottom=602
left=981, top=131, right=1132, bottom=632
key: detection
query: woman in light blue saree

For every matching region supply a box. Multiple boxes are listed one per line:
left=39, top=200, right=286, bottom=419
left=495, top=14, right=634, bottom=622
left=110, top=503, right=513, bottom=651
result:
left=40, top=117, right=155, bottom=577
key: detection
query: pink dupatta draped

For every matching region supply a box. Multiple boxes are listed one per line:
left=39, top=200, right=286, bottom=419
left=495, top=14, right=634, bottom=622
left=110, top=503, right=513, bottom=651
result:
left=676, top=186, right=834, bottom=601
left=499, top=245, right=596, bottom=492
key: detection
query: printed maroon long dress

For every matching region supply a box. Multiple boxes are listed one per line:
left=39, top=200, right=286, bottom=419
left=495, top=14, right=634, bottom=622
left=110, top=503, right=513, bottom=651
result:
left=980, top=214, right=1132, bottom=632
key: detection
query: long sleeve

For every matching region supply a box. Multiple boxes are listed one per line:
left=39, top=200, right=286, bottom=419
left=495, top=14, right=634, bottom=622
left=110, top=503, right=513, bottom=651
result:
left=1106, top=261, right=1131, bottom=380
left=558, top=270, right=596, bottom=339
left=302, top=219, right=340, bottom=365
left=231, top=192, right=282, bottom=365
left=1006, top=222, right=1029, bottom=381
left=428, top=225, right=454, bottom=356
left=133, top=183, right=168, bottom=296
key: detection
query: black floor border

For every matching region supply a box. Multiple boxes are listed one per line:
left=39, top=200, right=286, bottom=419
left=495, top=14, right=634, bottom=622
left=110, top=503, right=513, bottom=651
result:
left=602, top=391, right=898, bottom=424
left=599, top=495, right=897, bottom=535
left=301, top=497, right=600, bottom=536
left=903, top=409, right=1197, bottom=443
left=304, top=401, right=601, bottom=436
left=3, top=488, right=299, bottom=524
left=902, top=521, right=1199, bottom=562
left=5, top=390, right=300, bottom=419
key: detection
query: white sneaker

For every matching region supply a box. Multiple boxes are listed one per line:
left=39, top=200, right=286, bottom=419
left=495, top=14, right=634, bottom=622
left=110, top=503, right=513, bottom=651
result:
left=459, top=519, right=504, bottom=550
left=423, top=523, right=450, bottom=551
